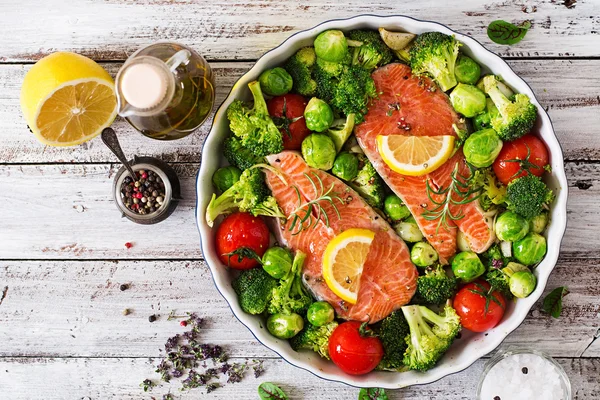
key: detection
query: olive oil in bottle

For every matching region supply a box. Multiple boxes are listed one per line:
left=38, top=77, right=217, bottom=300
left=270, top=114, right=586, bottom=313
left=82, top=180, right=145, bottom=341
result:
left=115, top=42, right=215, bottom=140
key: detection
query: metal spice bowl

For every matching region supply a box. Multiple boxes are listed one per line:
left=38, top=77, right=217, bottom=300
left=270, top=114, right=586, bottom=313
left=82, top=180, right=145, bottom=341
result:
left=112, top=156, right=181, bottom=224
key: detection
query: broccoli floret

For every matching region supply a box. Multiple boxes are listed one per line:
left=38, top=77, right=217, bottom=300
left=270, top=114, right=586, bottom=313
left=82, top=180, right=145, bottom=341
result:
left=409, top=32, right=460, bottom=92
left=232, top=267, right=278, bottom=315
left=268, top=251, right=313, bottom=315
left=226, top=81, right=283, bottom=157
left=375, top=311, right=410, bottom=371
left=481, top=244, right=513, bottom=298
left=401, top=303, right=461, bottom=372
left=416, top=265, right=458, bottom=305
left=471, top=168, right=507, bottom=210
left=285, top=47, right=317, bottom=96
left=505, top=175, right=554, bottom=220
left=289, top=321, right=338, bottom=360
left=326, top=113, right=356, bottom=152
left=348, top=30, right=394, bottom=70
left=205, top=168, right=283, bottom=227
left=350, top=154, right=385, bottom=209
left=482, top=75, right=538, bottom=141
left=330, top=65, right=377, bottom=123
left=313, top=58, right=344, bottom=103
left=223, top=136, right=265, bottom=171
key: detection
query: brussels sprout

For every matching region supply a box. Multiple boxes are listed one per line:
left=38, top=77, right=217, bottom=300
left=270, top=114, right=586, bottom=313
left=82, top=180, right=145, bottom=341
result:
left=457, top=230, right=472, bottom=252
left=307, top=301, right=335, bottom=327
left=509, top=270, right=537, bottom=298
left=301, top=133, right=336, bottom=170
left=502, top=261, right=529, bottom=276
left=267, top=313, right=304, bottom=339
left=450, top=83, right=487, bottom=118
left=258, top=67, right=293, bottom=96
left=262, top=246, right=293, bottom=279
left=472, top=98, right=499, bottom=131
left=212, top=165, right=242, bottom=192
left=410, top=242, right=439, bottom=267
left=384, top=194, right=411, bottom=221
left=495, top=211, right=529, bottom=242
left=394, top=216, right=423, bottom=243
left=314, top=30, right=349, bottom=62
left=451, top=251, right=485, bottom=282
left=332, top=152, right=359, bottom=181
left=513, top=232, right=547, bottom=265
left=304, top=98, right=334, bottom=132
left=529, top=211, right=549, bottom=234
left=454, top=55, right=481, bottom=85
left=463, top=128, right=503, bottom=168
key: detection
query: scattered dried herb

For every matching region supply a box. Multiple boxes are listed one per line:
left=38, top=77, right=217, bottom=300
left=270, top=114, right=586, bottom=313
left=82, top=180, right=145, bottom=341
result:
left=140, top=379, right=154, bottom=392
left=487, top=20, right=531, bottom=45
left=358, top=388, right=389, bottom=400
left=142, top=312, right=264, bottom=398
left=258, top=382, right=288, bottom=400
left=542, top=286, right=569, bottom=318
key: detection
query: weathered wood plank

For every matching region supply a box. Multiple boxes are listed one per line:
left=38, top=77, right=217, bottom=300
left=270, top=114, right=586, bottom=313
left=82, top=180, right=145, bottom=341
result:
left=0, top=259, right=598, bottom=358
left=1, top=0, right=599, bottom=62
left=1, top=60, right=599, bottom=164
left=1, top=356, right=598, bottom=399
left=0, top=161, right=599, bottom=259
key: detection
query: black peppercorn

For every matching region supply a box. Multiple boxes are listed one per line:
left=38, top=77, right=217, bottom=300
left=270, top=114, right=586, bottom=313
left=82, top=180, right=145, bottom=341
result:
left=120, top=284, right=129, bottom=291
left=149, top=314, right=157, bottom=322
left=522, top=367, right=528, bottom=374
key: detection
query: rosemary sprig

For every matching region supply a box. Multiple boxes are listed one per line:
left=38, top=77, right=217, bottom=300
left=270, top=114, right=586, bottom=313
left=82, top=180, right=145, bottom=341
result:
left=422, top=162, right=481, bottom=233
left=287, top=171, right=344, bottom=235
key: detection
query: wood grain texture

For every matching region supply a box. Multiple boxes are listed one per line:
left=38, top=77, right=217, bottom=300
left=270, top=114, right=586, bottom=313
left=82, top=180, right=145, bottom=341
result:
left=0, top=161, right=599, bottom=259
left=1, top=0, right=600, bottom=62
left=0, top=356, right=598, bottom=399
left=0, top=259, right=598, bottom=358
left=2, top=60, right=600, bottom=164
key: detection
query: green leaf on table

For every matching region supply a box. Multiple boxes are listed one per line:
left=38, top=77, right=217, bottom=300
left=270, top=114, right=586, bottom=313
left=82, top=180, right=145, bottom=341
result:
left=258, top=382, right=288, bottom=400
left=487, top=20, right=531, bottom=45
left=542, top=286, right=569, bottom=318
left=358, top=388, right=389, bottom=400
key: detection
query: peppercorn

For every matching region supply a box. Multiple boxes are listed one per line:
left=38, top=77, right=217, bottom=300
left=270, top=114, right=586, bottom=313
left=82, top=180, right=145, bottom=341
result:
left=123, top=308, right=130, bottom=316
left=120, top=283, right=129, bottom=291
left=149, top=314, right=157, bottom=323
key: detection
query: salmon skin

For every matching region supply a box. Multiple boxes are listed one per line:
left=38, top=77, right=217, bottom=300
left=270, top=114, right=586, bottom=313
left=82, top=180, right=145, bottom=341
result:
left=264, top=151, right=418, bottom=323
left=355, top=63, right=493, bottom=262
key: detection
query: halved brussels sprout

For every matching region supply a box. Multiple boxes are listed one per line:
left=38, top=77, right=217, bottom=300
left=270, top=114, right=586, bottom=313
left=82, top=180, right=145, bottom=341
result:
left=267, top=313, right=304, bottom=339
left=463, top=128, right=503, bottom=168
left=513, top=232, right=547, bottom=265
left=410, top=241, right=439, bottom=267
left=457, top=230, right=472, bottom=252
left=394, top=216, right=423, bottom=243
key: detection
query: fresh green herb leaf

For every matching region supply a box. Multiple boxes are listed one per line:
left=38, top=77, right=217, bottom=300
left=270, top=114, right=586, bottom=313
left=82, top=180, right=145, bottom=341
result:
left=542, top=286, right=569, bottom=318
left=358, top=387, right=389, bottom=400
left=487, top=20, right=531, bottom=45
left=258, top=382, right=288, bottom=400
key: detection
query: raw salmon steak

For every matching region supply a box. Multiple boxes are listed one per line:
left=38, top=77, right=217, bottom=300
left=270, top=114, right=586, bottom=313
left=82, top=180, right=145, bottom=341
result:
left=354, top=63, right=494, bottom=261
left=264, top=151, right=418, bottom=323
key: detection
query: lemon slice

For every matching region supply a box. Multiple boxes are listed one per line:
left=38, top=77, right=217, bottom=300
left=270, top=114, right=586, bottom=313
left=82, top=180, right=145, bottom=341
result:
left=20, top=52, right=117, bottom=147
left=322, top=228, right=375, bottom=304
left=377, top=135, right=455, bottom=176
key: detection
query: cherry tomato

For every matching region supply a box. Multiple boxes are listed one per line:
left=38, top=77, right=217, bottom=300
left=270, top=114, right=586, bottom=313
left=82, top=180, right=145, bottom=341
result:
left=328, top=321, right=384, bottom=375
left=453, top=281, right=506, bottom=332
left=215, top=212, right=270, bottom=270
left=267, top=94, right=311, bottom=150
left=493, top=134, right=549, bottom=185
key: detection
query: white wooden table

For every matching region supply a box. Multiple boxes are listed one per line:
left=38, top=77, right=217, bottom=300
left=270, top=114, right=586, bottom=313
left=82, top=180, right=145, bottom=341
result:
left=1, top=1, right=600, bottom=398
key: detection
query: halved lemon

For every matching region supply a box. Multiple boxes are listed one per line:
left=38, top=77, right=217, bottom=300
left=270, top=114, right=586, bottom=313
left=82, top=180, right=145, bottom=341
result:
left=322, top=228, right=375, bottom=304
left=20, top=52, right=117, bottom=147
left=377, top=135, right=455, bottom=176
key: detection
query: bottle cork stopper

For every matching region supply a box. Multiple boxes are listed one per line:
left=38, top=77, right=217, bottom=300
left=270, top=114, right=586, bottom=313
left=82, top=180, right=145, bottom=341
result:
left=120, top=63, right=168, bottom=110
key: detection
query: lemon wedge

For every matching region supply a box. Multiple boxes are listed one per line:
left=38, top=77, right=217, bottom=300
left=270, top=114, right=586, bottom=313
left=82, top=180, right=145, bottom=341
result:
left=20, top=52, right=117, bottom=147
left=322, top=228, right=375, bottom=304
left=377, top=135, right=455, bottom=176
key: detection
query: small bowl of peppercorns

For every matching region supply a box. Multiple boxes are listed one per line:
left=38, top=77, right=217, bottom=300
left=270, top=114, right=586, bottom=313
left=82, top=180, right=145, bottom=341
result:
left=113, top=156, right=181, bottom=224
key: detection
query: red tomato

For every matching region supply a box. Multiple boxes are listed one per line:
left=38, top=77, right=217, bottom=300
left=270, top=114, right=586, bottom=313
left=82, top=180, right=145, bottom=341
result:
left=267, top=94, right=311, bottom=150
left=328, top=321, right=384, bottom=375
left=493, top=135, right=549, bottom=185
left=453, top=281, right=506, bottom=333
left=215, top=212, right=270, bottom=270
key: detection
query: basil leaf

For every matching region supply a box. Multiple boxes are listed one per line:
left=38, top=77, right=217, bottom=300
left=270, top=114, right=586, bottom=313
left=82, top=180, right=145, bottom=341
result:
left=542, top=286, right=569, bottom=318
left=487, top=20, right=531, bottom=45
left=258, top=382, right=288, bottom=400
left=358, top=388, right=389, bottom=400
